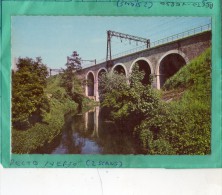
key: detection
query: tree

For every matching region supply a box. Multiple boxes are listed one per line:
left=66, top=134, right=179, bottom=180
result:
left=61, top=51, right=82, bottom=97
left=61, top=51, right=84, bottom=112
left=99, top=65, right=160, bottom=130
left=12, top=57, right=50, bottom=130
left=66, top=51, right=82, bottom=71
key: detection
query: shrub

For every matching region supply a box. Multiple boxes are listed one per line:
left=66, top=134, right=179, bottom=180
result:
left=12, top=57, right=49, bottom=130
left=135, top=48, right=211, bottom=154
left=12, top=98, right=78, bottom=154
left=52, top=89, right=63, bottom=100
left=99, top=48, right=211, bottom=154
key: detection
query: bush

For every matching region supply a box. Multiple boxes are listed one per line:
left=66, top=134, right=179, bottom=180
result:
left=99, top=48, right=211, bottom=154
left=135, top=48, right=211, bottom=154
left=12, top=57, right=49, bottom=130
left=99, top=66, right=160, bottom=130
left=52, top=89, right=63, bottom=100
left=12, top=98, right=78, bottom=154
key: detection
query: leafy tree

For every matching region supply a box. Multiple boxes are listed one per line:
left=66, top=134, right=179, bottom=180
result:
left=66, top=51, right=82, bottom=71
left=61, top=51, right=84, bottom=111
left=99, top=47, right=211, bottom=155
left=12, top=57, right=50, bottom=130
left=61, top=51, right=82, bottom=96
left=99, top=65, right=159, bottom=130
left=134, top=48, right=211, bottom=154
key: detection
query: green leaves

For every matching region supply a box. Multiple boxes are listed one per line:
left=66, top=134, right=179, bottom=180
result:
left=135, top=48, right=211, bottom=155
left=12, top=57, right=49, bottom=130
left=12, top=98, right=78, bottom=154
left=99, top=64, right=161, bottom=130
left=61, top=51, right=83, bottom=100
left=163, top=48, right=211, bottom=92
left=99, top=48, right=211, bottom=155
left=12, top=56, right=86, bottom=153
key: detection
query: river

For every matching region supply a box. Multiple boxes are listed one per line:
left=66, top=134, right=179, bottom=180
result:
left=39, top=106, right=142, bottom=154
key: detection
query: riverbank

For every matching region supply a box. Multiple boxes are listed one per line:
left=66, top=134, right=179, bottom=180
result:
left=12, top=97, right=78, bottom=154
left=12, top=74, right=95, bottom=154
left=135, top=48, right=211, bottom=154
left=99, top=48, right=211, bottom=155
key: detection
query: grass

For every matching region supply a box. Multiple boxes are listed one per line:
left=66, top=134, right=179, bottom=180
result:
left=12, top=74, right=78, bottom=154
left=136, top=47, right=211, bottom=154
left=163, top=47, right=211, bottom=97
left=163, top=48, right=211, bottom=154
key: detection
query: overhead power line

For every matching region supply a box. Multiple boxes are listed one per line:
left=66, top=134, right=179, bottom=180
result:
left=106, top=30, right=150, bottom=68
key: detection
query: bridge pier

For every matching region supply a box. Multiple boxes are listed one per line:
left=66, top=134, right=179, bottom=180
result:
left=155, top=74, right=160, bottom=89
left=95, top=79, right=99, bottom=102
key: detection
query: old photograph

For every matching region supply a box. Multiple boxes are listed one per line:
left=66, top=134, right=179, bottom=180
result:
left=11, top=16, right=211, bottom=155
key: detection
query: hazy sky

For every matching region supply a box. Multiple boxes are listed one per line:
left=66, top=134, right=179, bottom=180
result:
left=12, top=16, right=211, bottom=69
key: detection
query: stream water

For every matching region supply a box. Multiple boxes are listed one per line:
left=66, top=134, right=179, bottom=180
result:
left=40, top=106, right=141, bottom=154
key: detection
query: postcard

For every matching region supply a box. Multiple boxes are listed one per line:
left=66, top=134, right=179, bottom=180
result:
left=0, top=0, right=221, bottom=168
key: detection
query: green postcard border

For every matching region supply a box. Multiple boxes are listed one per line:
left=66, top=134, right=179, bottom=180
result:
left=0, top=0, right=2, bottom=164
left=1, top=0, right=222, bottom=168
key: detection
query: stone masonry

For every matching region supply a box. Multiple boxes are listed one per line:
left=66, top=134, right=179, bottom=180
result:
left=77, top=31, right=211, bottom=101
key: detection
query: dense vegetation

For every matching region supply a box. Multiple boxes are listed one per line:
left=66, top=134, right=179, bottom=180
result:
left=12, top=53, right=91, bottom=154
left=12, top=97, right=78, bottom=153
left=12, top=48, right=211, bottom=154
left=100, top=48, right=211, bottom=155
left=12, top=74, right=79, bottom=153
left=12, top=57, right=49, bottom=130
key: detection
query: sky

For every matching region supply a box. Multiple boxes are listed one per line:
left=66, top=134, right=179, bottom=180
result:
left=12, top=16, right=211, bottom=69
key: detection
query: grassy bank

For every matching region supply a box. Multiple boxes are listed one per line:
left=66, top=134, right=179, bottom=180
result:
left=135, top=48, right=211, bottom=154
left=12, top=74, right=79, bottom=154
left=12, top=98, right=78, bottom=154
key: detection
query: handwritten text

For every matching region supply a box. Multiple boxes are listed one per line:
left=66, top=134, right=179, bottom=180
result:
left=9, top=159, right=123, bottom=168
left=117, top=0, right=153, bottom=8
left=160, top=0, right=213, bottom=9
left=86, top=160, right=123, bottom=168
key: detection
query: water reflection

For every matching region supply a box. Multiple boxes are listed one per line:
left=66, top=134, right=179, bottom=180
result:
left=49, top=106, right=139, bottom=154
left=84, top=107, right=99, bottom=138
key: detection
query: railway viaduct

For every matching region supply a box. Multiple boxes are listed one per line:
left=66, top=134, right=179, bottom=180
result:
left=77, top=30, right=211, bottom=101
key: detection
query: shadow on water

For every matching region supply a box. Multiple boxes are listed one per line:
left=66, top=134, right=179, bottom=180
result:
left=36, top=106, right=142, bottom=154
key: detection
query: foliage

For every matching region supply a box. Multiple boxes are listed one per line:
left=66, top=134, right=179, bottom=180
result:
left=12, top=71, right=93, bottom=153
left=48, top=74, right=96, bottom=111
left=61, top=51, right=82, bottom=97
left=11, top=52, right=94, bottom=153
left=60, top=51, right=86, bottom=111
left=99, top=71, right=129, bottom=118
left=135, top=48, right=211, bottom=154
left=99, top=48, right=211, bottom=154
left=134, top=99, right=210, bottom=154
left=46, top=74, right=66, bottom=94
left=99, top=65, right=160, bottom=129
left=12, top=57, right=50, bottom=130
left=12, top=98, right=78, bottom=154
left=163, top=48, right=211, bottom=94
left=46, top=74, right=67, bottom=101
left=12, top=73, right=78, bottom=153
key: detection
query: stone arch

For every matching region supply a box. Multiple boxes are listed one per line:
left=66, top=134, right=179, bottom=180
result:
left=130, top=57, right=154, bottom=74
left=129, top=57, right=154, bottom=85
left=156, top=50, right=189, bottom=89
left=86, top=71, right=95, bottom=96
left=111, top=63, right=127, bottom=77
left=96, top=67, right=108, bottom=80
